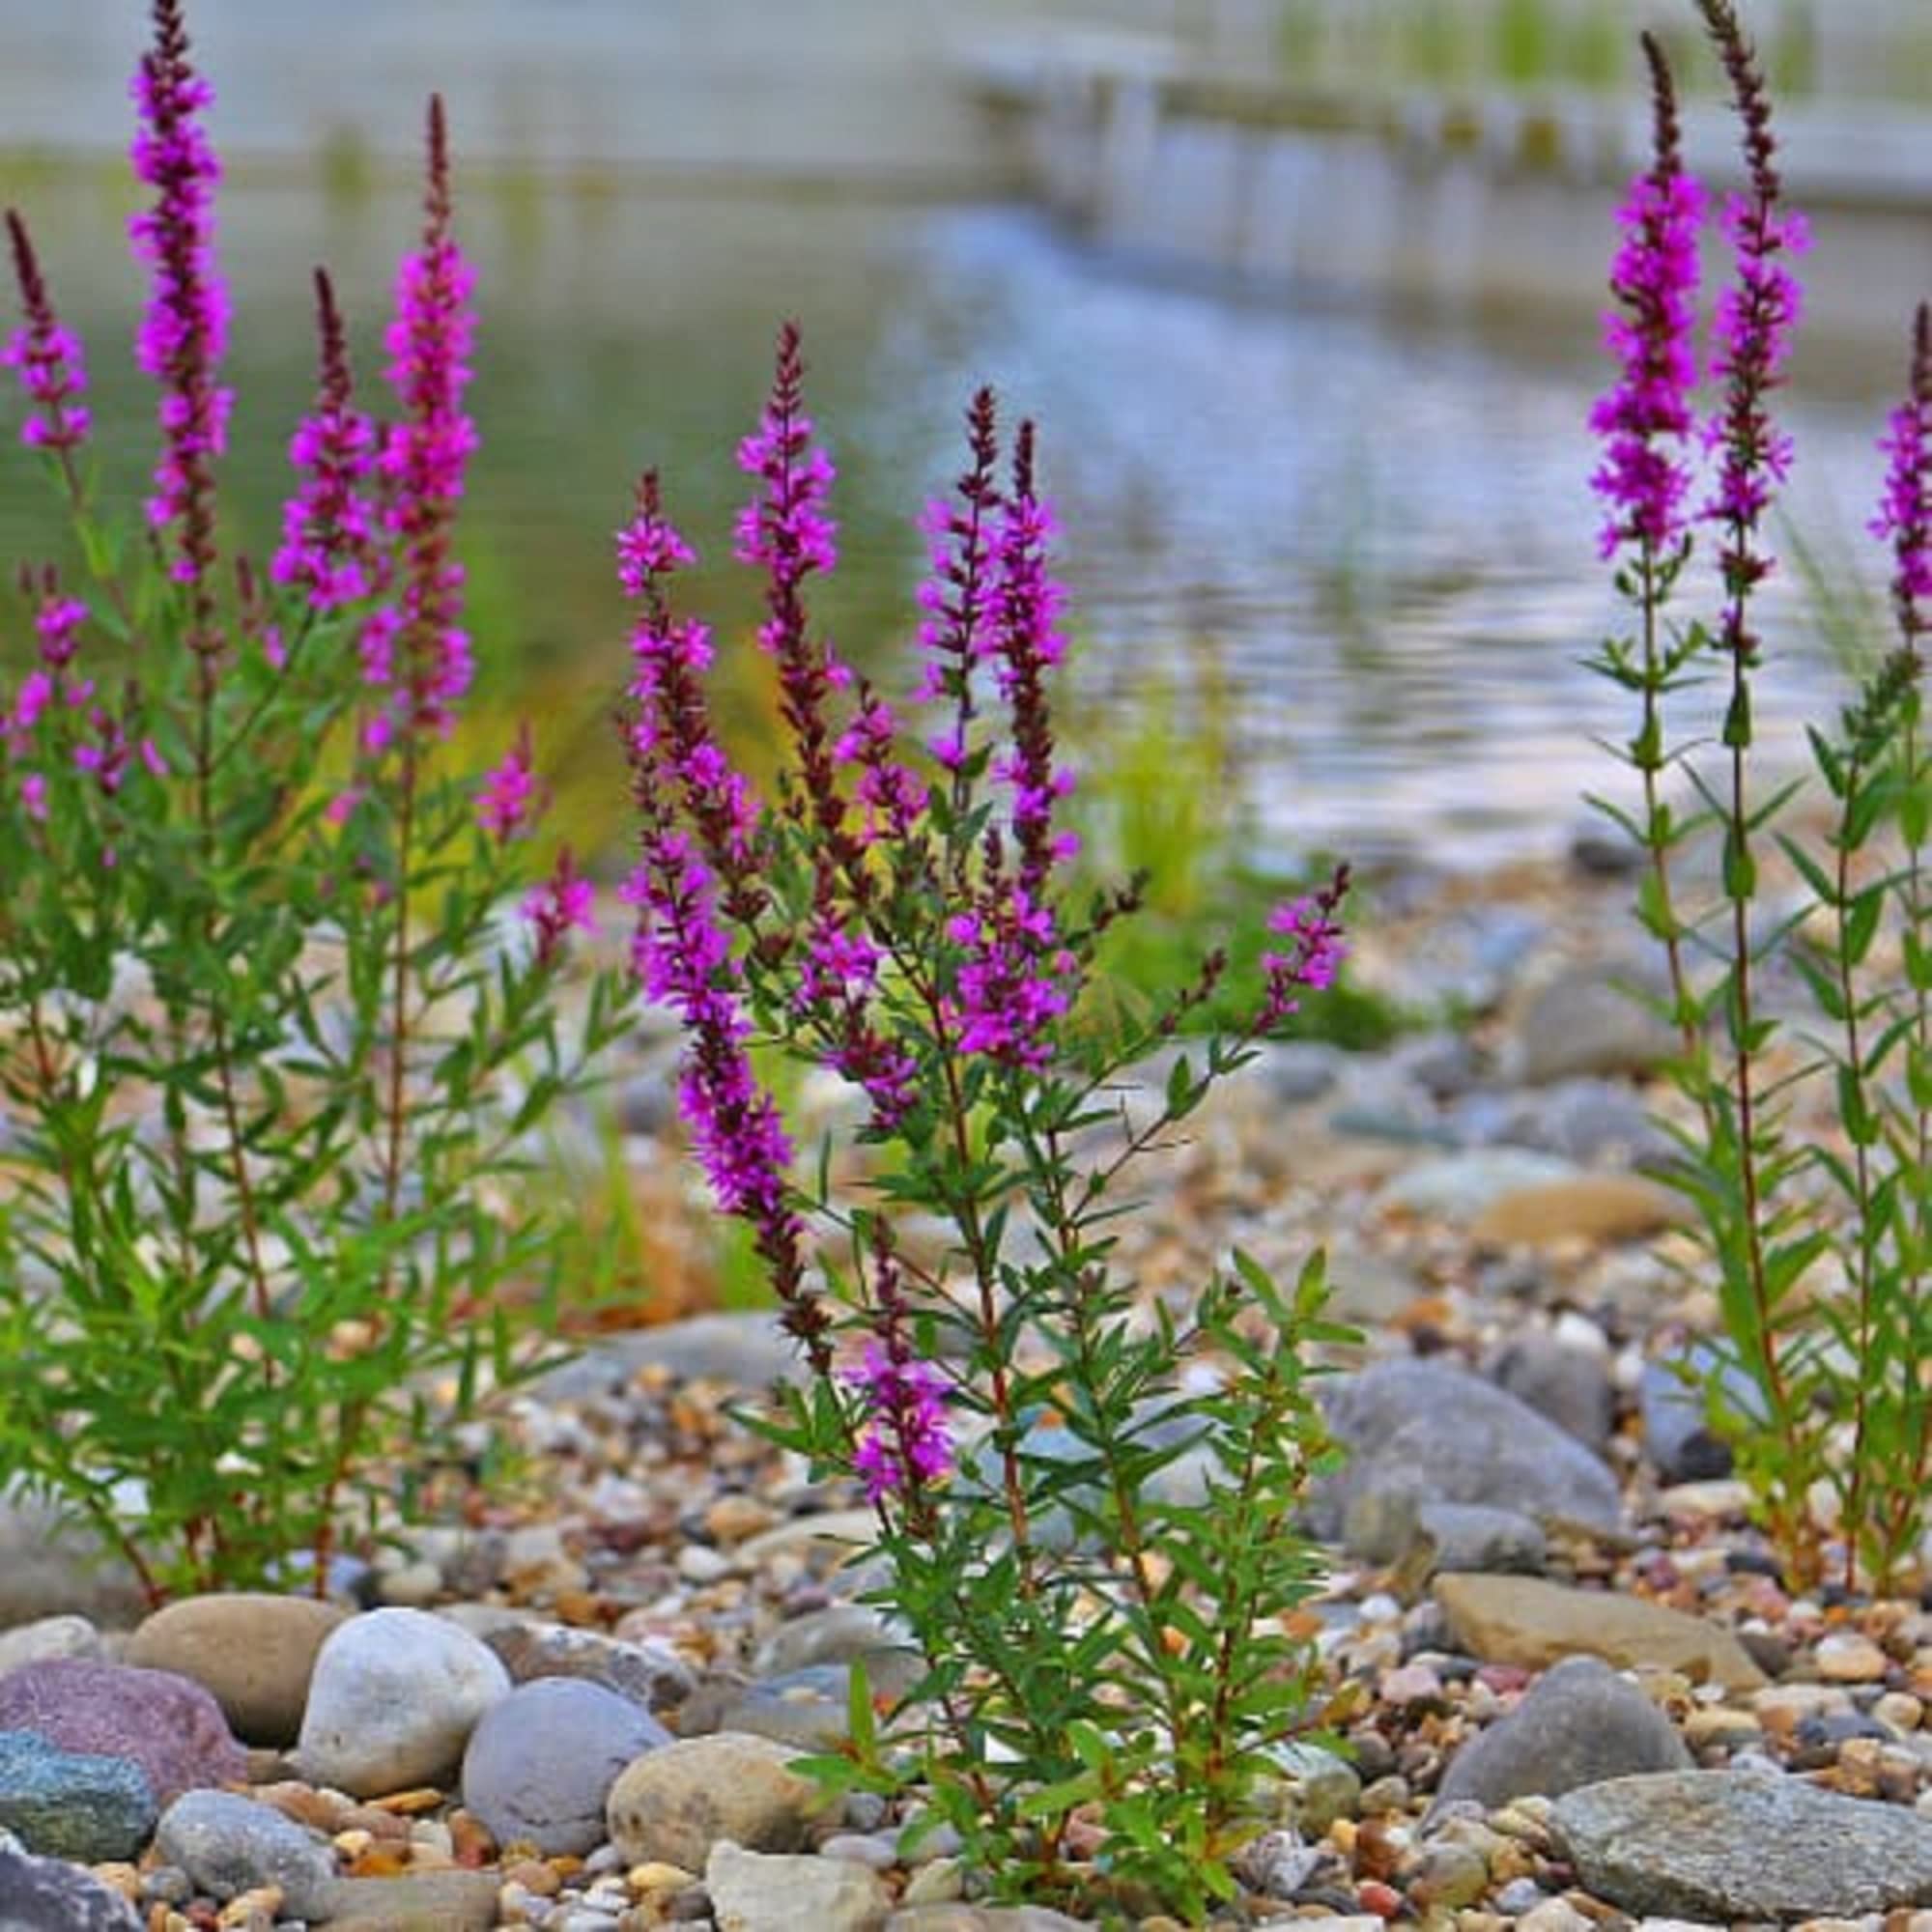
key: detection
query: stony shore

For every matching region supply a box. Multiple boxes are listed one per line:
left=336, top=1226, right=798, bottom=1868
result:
left=2, top=840, right=1928, bottom=1931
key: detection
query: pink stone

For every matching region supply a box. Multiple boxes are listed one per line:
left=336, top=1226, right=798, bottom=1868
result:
left=0, top=1657, right=246, bottom=1802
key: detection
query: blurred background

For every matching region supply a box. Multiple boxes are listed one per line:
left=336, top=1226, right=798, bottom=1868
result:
left=3, top=0, right=1929, bottom=875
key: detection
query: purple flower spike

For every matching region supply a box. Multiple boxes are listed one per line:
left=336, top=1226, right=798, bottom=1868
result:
left=1588, top=35, right=1705, bottom=563
left=477, top=721, right=541, bottom=843
left=3, top=212, right=91, bottom=455
left=1872, top=304, right=1932, bottom=642
left=128, top=0, right=232, bottom=604
left=846, top=1232, right=952, bottom=1507
left=1695, top=0, right=1808, bottom=664
left=523, top=845, right=595, bottom=967
left=274, top=269, right=379, bottom=614
left=1258, top=865, right=1350, bottom=1033
left=989, top=421, right=1077, bottom=901
left=913, top=388, right=1002, bottom=722
left=371, top=94, right=478, bottom=744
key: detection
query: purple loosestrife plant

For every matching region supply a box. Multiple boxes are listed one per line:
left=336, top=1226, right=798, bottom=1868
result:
left=0, top=2, right=633, bottom=1601
left=1589, top=6, right=1926, bottom=1589
left=618, top=330, right=1352, bottom=1919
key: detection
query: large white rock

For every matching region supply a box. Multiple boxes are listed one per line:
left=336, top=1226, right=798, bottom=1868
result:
left=294, top=1607, right=510, bottom=1798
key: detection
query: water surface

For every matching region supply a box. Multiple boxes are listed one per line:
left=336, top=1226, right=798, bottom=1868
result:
left=0, top=166, right=1901, bottom=872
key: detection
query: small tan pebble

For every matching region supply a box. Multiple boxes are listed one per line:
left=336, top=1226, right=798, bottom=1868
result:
left=447, top=1807, right=497, bottom=1863
left=90, top=1863, right=141, bottom=1901
left=1515, top=1903, right=1595, bottom=1932
left=1454, top=1914, right=1505, bottom=1932
left=255, top=1779, right=352, bottom=1833
left=369, top=1784, right=445, bottom=1815
left=1875, top=1691, right=1924, bottom=1733
left=1329, top=1817, right=1358, bottom=1857
left=214, top=1887, right=282, bottom=1929
left=342, top=1804, right=414, bottom=1840
left=703, top=1494, right=779, bottom=1544
left=1681, top=1705, right=1764, bottom=1748
left=333, top=1828, right=375, bottom=1859
left=1815, top=1632, right=1890, bottom=1683
left=1359, top=1774, right=1411, bottom=1815
left=898, top=1856, right=965, bottom=1906
left=626, top=1861, right=696, bottom=1891
left=409, top=1817, right=455, bottom=1856
left=1752, top=1684, right=1852, bottom=1737
left=503, top=1858, right=563, bottom=1896
left=1791, top=1918, right=1884, bottom=1932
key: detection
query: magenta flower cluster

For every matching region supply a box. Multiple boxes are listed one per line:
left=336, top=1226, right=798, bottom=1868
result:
left=128, top=0, right=232, bottom=590
left=361, top=98, right=478, bottom=749
left=1588, top=113, right=1705, bottom=560
left=1872, top=306, right=1932, bottom=640
left=1258, top=877, right=1350, bottom=1032
left=2, top=573, right=164, bottom=829
left=273, top=271, right=380, bottom=614
left=1589, top=14, right=1811, bottom=666
left=2, top=213, right=90, bottom=456
left=847, top=1342, right=953, bottom=1504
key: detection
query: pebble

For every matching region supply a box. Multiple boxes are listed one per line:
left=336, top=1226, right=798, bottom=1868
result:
left=1307, top=1358, right=1622, bottom=1539
left=461, top=1675, right=670, bottom=1855
left=0, top=1658, right=246, bottom=1803
left=295, top=1607, right=512, bottom=1797
left=124, top=1592, right=350, bottom=1747
left=1433, top=1656, right=1690, bottom=1810
left=604, top=1731, right=830, bottom=1869
left=1552, top=1767, right=1932, bottom=1917
left=0, top=1730, right=156, bottom=1861
left=706, top=1842, right=893, bottom=1931
left=1434, top=1573, right=1768, bottom=1692
left=0, top=1840, right=143, bottom=1930
left=0, top=1615, right=105, bottom=1672
left=1815, top=1631, right=1890, bottom=1684
left=482, top=1618, right=697, bottom=1715
left=154, top=1788, right=336, bottom=1919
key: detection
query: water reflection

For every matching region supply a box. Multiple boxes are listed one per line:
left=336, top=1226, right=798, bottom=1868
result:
left=0, top=166, right=1899, bottom=871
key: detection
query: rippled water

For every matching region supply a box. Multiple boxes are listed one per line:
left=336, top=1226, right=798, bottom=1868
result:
left=0, top=169, right=1901, bottom=870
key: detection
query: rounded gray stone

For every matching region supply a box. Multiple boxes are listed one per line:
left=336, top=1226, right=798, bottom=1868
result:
left=461, top=1677, right=670, bottom=1856
left=0, top=1731, right=156, bottom=1863
left=155, top=1790, right=335, bottom=1918
left=1433, top=1656, right=1690, bottom=1812
left=295, top=1607, right=511, bottom=1798
left=1551, top=1767, right=1932, bottom=1917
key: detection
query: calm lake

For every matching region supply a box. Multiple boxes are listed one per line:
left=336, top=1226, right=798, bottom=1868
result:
left=0, top=161, right=1905, bottom=873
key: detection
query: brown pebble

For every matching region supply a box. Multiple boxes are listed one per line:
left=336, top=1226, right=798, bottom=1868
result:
left=503, top=1859, right=562, bottom=1897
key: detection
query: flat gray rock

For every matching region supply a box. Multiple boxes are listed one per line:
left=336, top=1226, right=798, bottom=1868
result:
left=705, top=1843, right=892, bottom=1932
left=1433, top=1656, right=1690, bottom=1812
left=0, top=1844, right=143, bottom=1931
left=1550, top=1768, right=1932, bottom=1916
left=1305, top=1358, right=1621, bottom=1539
